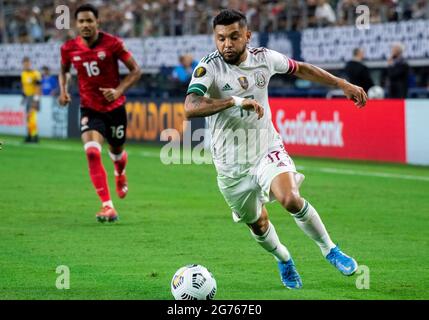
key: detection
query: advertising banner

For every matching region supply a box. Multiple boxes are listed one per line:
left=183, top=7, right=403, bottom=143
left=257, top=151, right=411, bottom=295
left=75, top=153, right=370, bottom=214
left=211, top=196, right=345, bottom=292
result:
left=0, top=95, right=25, bottom=136
left=0, top=94, right=67, bottom=138
left=67, top=97, right=205, bottom=145
left=269, top=98, right=407, bottom=163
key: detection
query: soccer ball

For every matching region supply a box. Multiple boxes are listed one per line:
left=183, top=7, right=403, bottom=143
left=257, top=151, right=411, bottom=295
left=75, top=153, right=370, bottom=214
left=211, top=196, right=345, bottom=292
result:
left=171, top=264, right=217, bottom=300
left=368, top=85, right=385, bottom=99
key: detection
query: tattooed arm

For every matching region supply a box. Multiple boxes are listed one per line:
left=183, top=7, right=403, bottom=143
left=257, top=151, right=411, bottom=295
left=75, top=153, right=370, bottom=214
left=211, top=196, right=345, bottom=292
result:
left=184, top=93, right=234, bottom=118
left=184, top=93, right=264, bottom=119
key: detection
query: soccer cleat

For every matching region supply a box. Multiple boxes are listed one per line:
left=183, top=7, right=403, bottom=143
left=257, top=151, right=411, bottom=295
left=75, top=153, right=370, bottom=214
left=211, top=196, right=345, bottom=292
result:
left=115, top=173, right=128, bottom=199
left=278, top=258, right=303, bottom=289
left=325, top=246, right=358, bottom=276
left=96, top=206, right=118, bottom=223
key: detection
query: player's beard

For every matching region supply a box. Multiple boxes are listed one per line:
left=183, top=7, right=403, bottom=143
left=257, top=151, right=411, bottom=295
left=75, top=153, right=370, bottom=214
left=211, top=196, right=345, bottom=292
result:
left=80, top=28, right=96, bottom=41
left=221, top=45, right=247, bottom=65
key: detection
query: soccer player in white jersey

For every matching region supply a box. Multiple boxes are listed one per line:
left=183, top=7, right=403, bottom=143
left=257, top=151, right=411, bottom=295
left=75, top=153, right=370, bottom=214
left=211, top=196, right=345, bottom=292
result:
left=184, top=10, right=367, bottom=289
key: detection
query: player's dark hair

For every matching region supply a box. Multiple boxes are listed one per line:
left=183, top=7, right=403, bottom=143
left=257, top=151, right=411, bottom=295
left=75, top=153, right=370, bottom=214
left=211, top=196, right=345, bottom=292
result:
left=74, top=3, right=98, bottom=19
left=353, top=47, right=361, bottom=57
left=22, top=56, right=30, bottom=63
left=213, top=9, right=247, bottom=29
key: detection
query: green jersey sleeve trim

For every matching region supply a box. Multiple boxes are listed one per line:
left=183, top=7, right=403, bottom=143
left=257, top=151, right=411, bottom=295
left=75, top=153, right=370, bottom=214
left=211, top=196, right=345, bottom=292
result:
left=187, top=83, right=208, bottom=96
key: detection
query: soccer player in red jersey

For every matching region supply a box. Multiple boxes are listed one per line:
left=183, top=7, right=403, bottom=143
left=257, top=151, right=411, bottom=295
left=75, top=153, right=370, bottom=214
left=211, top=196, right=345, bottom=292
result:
left=58, top=4, right=141, bottom=222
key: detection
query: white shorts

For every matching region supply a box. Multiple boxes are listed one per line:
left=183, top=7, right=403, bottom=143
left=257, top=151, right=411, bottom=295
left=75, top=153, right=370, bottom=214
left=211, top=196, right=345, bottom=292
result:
left=217, top=145, right=305, bottom=224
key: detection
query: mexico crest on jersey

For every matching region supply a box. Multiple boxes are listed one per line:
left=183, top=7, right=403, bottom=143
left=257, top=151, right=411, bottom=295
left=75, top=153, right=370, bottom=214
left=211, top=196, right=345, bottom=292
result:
left=238, top=76, right=249, bottom=90
left=254, top=71, right=267, bottom=89
left=97, top=51, right=106, bottom=60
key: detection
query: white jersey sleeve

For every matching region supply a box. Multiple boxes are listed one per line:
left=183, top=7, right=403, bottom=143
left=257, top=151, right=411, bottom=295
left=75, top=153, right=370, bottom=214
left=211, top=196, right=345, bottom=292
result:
left=265, top=49, right=298, bottom=76
left=186, top=61, right=215, bottom=96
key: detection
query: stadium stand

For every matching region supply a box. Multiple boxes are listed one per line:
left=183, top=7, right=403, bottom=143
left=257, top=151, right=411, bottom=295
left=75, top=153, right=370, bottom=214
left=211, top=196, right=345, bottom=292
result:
left=0, top=0, right=428, bottom=98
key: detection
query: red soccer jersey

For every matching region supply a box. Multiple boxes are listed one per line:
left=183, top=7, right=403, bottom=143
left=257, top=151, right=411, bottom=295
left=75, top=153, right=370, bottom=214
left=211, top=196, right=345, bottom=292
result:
left=61, top=31, right=132, bottom=112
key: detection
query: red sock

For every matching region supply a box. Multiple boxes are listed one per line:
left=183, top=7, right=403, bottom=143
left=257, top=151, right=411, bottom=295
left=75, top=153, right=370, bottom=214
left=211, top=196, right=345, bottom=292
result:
left=85, top=144, right=111, bottom=203
left=110, top=150, right=128, bottom=176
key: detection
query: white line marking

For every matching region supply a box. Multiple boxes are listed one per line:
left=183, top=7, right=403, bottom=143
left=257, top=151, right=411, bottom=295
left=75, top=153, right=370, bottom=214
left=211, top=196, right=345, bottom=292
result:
left=296, top=166, right=429, bottom=182
left=4, top=140, right=429, bottom=182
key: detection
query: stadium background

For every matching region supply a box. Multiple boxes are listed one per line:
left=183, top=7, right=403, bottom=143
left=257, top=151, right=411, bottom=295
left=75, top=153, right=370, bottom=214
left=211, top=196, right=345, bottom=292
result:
left=0, top=0, right=428, bottom=300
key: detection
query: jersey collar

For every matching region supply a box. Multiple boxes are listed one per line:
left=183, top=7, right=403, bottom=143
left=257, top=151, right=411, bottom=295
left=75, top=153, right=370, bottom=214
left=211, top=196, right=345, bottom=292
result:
left=77, top=31, right=104, bottom=50
left=236, top=49, right=251, bottom=68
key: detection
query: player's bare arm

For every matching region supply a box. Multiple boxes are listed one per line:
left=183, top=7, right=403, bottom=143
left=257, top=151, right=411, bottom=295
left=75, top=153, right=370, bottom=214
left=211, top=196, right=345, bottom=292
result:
left=58, top=63, right=72, bottom=106
left=99, top=56, right=141, bottom=102
left=184, top=93, right=264, bottom=119
left=294, top=62, right=368, bottom=108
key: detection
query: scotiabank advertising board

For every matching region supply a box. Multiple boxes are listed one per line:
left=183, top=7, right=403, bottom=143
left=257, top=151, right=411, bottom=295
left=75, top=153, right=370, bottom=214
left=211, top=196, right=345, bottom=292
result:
left=269, top=98, right=406, bottom=163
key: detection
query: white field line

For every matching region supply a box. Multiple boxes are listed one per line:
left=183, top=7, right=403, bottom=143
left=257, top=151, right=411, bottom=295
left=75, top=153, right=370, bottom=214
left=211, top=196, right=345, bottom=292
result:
left=4, top=140, right=429, bottom=182
left=296, top=166, right=429, bottom=182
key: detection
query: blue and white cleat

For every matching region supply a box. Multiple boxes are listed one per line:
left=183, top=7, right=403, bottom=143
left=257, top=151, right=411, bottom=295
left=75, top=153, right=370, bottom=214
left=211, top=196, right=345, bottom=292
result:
left=325, top=246, right=358, bottom=276
left=278, top=258, right=303, bottom=289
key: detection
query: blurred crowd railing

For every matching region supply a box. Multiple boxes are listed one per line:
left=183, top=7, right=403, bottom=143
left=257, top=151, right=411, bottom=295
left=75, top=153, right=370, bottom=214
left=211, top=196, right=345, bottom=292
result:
left=1, top=0, right=428, bottom=44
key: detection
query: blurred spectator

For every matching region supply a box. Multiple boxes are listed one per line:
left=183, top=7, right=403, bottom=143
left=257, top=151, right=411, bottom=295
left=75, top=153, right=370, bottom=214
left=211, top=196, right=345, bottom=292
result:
left=315, top=0, right=336, bottom=26
left=1, top=0, right=427, bottom=43
left=172, top=54, right=198, bottom=84
left=386, top=43, right=410, bottom=99
left=336, top=0, right=358, bottom=26
left=29, top=6, right=44, bottom=43
left=41, top=66, right=59, bottom=96
left=306, top=0, right=319, bottom=27
left=344, top=48, right=374, bottom=93
left=387, top=3, right=399, bottom=22
left=412, top=0, right=429, bottom=19
left=21, top=56, right=41, bottom=143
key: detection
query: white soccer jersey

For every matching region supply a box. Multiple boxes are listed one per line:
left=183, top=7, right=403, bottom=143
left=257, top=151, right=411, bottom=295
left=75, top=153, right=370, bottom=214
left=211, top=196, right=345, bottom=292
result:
left=187, top=47, right=298, bottom=178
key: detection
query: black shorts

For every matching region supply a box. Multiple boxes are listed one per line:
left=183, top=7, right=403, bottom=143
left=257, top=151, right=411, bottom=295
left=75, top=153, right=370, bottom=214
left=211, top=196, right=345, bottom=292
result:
left=80, top=105, right=127, bottom=147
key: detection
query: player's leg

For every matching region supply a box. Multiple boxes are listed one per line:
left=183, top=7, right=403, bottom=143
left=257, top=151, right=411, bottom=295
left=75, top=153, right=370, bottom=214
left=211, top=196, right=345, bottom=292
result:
left=218, top=173, right=301, bottom=288
left=23, top=97, right=37, bottom=143
left=247, top=206, right=302, bottom=289
left=270, top=172, right=358, bottom=275
left=247, top=206, right=291, bottom=263
left=28, top=106, right=38, bottom=142
left=82, top=129, right=117, bottom=222
left=108, top=143, right=128, bottom=199
left=106, top=106, right=128, bottom=199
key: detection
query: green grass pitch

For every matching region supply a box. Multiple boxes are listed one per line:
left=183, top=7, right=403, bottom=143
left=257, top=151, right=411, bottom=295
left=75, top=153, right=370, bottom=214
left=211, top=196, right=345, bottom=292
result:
left=0, top=135, right=428, bottom=300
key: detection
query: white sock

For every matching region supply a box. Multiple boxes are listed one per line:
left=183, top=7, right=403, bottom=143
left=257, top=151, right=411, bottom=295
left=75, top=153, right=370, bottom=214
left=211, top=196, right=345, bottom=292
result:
left=102, top=200, right=114, bottom=208
left=109, top=151, right=124, bottom=162
left=292, top=200, right=336, bottom=257
left=250, top=222, right=291, bottom=262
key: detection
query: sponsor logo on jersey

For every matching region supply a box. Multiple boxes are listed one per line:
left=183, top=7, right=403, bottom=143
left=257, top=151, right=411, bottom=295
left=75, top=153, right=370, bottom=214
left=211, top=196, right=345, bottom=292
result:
left=73, top=56, right=81, bottom=61
left=221, top=83, right=233, bottom=91
left=254, top=71, right=267, bottom=89
left=194, top=67, right=206, bottom=78
left=97, top=51, right=106, bottom=60
left=277, top=161, right=287, bottom=168
left=238, top=76, right=249, bottom=90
